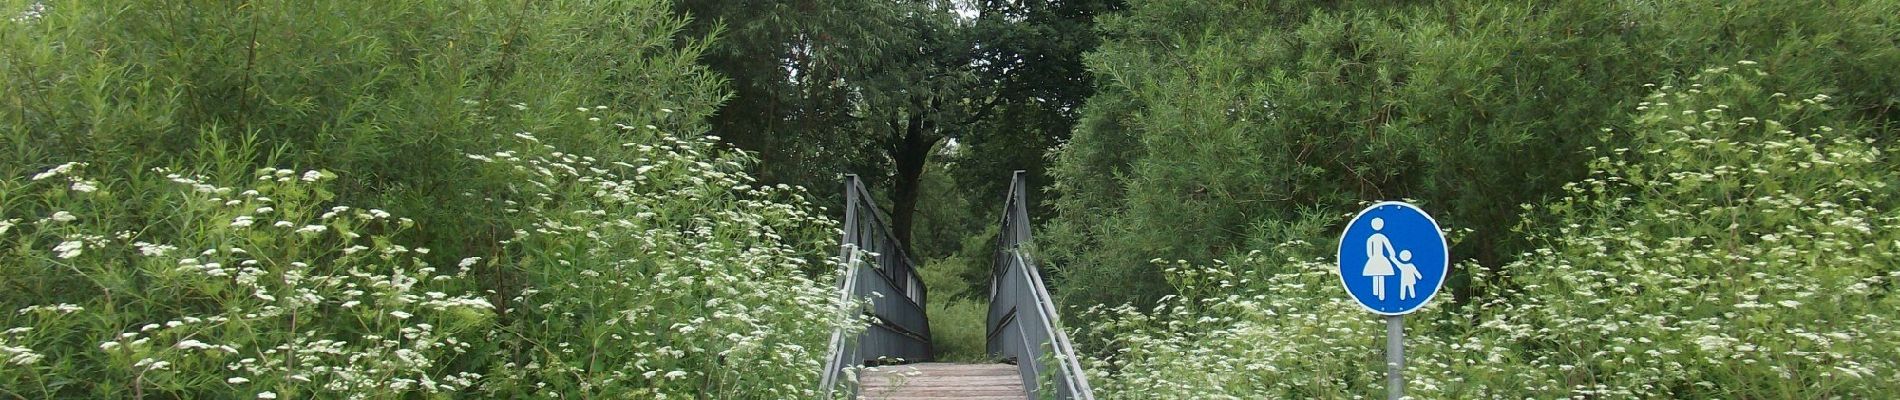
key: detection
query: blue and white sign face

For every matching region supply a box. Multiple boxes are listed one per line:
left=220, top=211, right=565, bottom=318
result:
left=1337, top=201, right=1449, bottom=315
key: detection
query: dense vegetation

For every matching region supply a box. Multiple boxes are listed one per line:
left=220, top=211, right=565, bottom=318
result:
left=1082, top=63, right=1900, bottom=398
left=4, top=0, right=1898, bottom=398
left=1051, top=0, right=1900, bottom=397
left=2, top=1, right=843, bottom=398
left=1046, top=0, right=1900, bottom=308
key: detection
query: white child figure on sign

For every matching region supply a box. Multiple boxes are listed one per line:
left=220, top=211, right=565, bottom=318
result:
left=1394, top=250, right=1423, bottom=300
left=1361, top=218, right=1398, bottom=300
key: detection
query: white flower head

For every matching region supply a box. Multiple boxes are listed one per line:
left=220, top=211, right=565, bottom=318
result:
left=70, top=179, right=99, bottom=193
left=53, top=240, right=84, bottom=259
left=30, top=162, right=83, bottom=181
left=2, top=344, right=44, bottom=366
left=134, top=242, right=176, bottom=257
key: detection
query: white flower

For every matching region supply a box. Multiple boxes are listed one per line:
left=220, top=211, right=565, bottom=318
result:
left=16, top=304, right=83, bottom=315
left=459, top=257, right=483, bottom=268
left=142, top=359, right=171, bottom=371
left=49, top=211, right=76, bottom=222
left=301, top=170, right=322, bottom=182
left=296, top=225, right=328, bottom=234
left=53, top=240, right=84, bottom=259
left=134, top=242, right=176, bottom=257
left=70, top=180, right=99, bottom=193
left=390, top=310, right=413, bottom=320
left=664, top=370, right=688, bottom=379
left=2, top=344, right=43, bottom=366
left=0, top=218, right=15, bottom=234
left=31, top=162, right=82, bottom=181
left=227, top=377, right=250, bottom=384
left=257, top=391, right=277, bottom=399
left=231, top=216, right=255, bottom=228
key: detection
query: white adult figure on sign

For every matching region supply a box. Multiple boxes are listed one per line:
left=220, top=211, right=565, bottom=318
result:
left=1362, top=218, right=1398, bottom=300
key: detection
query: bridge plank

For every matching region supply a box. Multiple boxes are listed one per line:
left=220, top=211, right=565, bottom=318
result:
left=860, top=363, right=1026, bottom=400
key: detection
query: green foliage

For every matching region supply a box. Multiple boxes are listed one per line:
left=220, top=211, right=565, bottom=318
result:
left=0, top=1, right=847, bottom=398
left=919, top=256, right=990, bottom=363
left=674, top=0, right=909, bottom=192
left=909, top=147, right=983, bottom=260
left=464, top=130, right=842, bottom=398
left=1, top=0, right=725, bottom=266
left=681, top=0, right=983, bottom=253
left=1045, top=0, right=1900, bottom=311
left=952, top=0, right=1124, bottom=214
left=1081, top=64, right=1900, bottom=398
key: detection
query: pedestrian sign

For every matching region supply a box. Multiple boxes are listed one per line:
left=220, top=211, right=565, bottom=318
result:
left=1336, top=201, right=1448, bottom=315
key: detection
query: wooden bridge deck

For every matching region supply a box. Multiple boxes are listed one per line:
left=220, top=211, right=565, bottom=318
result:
left=860, top=363, right=1026, bottom=400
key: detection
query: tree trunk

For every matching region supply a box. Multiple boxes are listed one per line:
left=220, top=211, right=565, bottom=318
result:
left=889, top=114, right=937, bottom=254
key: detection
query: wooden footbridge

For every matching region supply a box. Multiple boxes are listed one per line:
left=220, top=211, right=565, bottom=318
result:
left=819, top=172, right=1093, bottom=399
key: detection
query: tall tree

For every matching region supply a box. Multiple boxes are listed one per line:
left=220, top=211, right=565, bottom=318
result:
left=674, top=0, right=905, bottom=194
left=679, top=0, right=976, bottom=252
left=854, top=2, right=977, bottom=250
left=953, top=0, right=1124, bottom=221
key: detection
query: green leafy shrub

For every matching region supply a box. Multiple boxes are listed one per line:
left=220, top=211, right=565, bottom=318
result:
left=1, top=163, right=495, bottom=398
left=1, top=1, right=848, bottom=398
left=1081, top=63, right=1900, bottom=398
left=1045, top=0, right=1900, bottom=312
left=463, top=129, right=842, bottom=398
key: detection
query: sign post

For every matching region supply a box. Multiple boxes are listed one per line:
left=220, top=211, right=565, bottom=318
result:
left=1337, top=201, right=1447, bottom=400
left=1386, top=316, right=1403, bottom=400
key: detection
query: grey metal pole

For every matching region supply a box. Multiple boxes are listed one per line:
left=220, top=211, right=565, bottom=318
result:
left=1386, top=315, right=1404, bottom=400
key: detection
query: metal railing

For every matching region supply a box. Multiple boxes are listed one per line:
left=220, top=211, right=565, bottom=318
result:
left=987, top=171, right=1095, bottom=399
left=819, top=175, right=932, bottom=398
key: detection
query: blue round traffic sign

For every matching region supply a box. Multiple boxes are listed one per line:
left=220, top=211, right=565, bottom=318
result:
left=1337, top=201, right=1449, bottom=315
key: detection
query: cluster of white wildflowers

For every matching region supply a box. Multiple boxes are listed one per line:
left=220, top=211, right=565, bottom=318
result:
left=0, top=106, right=853, bottom=398
left=455, top=109, right=848, bottom=398
left=1083, top=62, right=1900, bottom=398
left=1, top=163, right=495, bottom=398
left=8, top=1, right=44, bottom=23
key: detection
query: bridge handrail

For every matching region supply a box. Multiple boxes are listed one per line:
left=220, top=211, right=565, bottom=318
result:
left=986, top=171, right=1095, bottom=399
left=819, top=175, right=933, bottom=398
